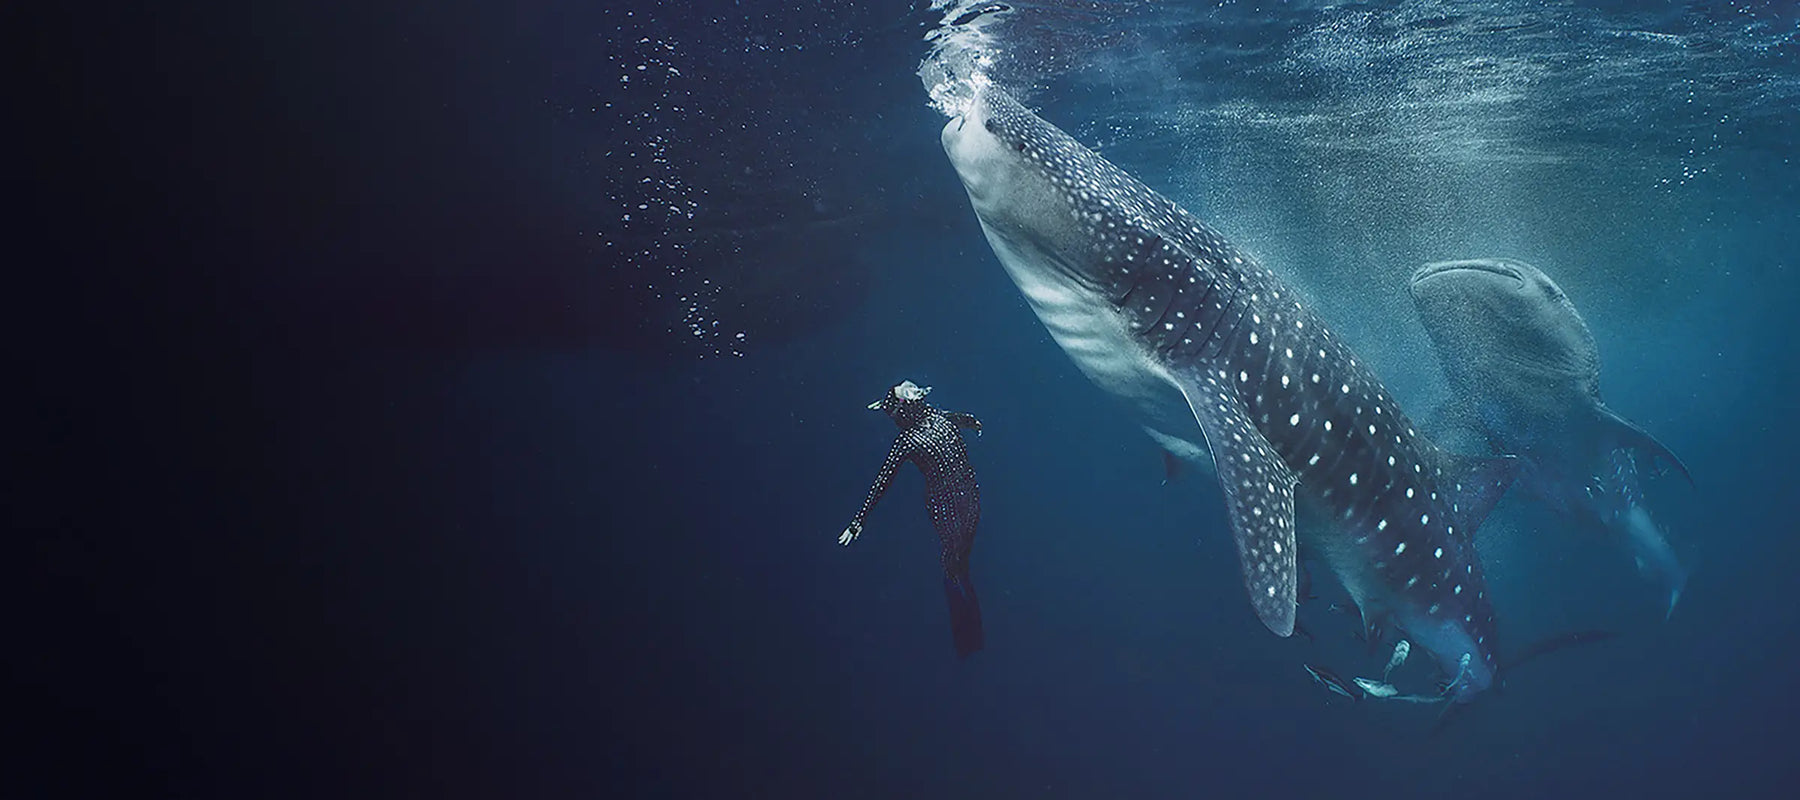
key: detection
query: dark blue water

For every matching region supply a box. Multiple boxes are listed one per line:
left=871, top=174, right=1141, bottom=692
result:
left=27, top=1, right=1800, bottom=798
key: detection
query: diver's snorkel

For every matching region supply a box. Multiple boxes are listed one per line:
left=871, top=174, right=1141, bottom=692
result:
left=869, top=380, right=932, bottom=410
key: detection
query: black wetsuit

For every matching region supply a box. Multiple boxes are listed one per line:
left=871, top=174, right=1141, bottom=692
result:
left=850, top=393, right=984, bottom=657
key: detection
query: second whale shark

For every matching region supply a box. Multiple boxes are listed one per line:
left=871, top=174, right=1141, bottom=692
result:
left=1410, top=258, right=1693, bottom=617
left=940, top=86, right=1518, bottom=702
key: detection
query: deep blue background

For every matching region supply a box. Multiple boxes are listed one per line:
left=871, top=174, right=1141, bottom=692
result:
left=22, top=1, right=1800, bottom=798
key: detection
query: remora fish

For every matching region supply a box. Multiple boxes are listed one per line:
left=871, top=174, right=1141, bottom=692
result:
left=1382, top=639, right=1411, bottom=680
left=1305, top=664, right=1362, bottom=701
left=1350, top=678, right=1442, bottom=704
left=941, top=86, right=1518, bottom=702
left=1409, top=258, right=1692, bottom=617
left=1352, top=677, right=1400, bottom=698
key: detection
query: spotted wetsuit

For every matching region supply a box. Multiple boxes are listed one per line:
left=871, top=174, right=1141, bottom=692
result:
left=849, top=392, right=984, bottom=657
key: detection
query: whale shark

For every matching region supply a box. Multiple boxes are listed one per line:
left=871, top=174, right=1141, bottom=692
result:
left=940, top=86, right=1518, bottom=702
left=1409, top=258, right=1692, bottom=617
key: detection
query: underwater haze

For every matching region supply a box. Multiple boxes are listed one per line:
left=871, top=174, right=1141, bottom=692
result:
left=567, top=2, right=1800, bottom=797
left=29, top=1, right=1800, bottom=798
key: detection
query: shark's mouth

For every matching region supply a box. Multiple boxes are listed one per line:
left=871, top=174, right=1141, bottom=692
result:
left=1410, top=259, right=1526, bottom=289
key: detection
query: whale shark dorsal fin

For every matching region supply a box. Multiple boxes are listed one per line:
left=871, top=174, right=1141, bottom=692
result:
left=1425, top=399, right=1491, bottom=454
left=1598, top=405, right=1694, bottom=486
left=1439, top=451, right=1519, bottom=538
left=1175, top=370, right=1299, bottom=637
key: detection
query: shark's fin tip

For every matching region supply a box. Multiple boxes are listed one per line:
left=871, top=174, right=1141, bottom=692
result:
left=1600, top=405, right=1693, bottom=487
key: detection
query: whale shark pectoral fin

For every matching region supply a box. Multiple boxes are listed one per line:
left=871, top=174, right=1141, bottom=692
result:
left=1598, top=405, right=1693, bottom=486
left=1175, top=370, right=1299, bottom=637
left=1439, top=451, right=1519, bottom=538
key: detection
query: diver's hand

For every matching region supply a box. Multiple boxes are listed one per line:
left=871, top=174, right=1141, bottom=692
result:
left=838, top=520, right=862, bottom=546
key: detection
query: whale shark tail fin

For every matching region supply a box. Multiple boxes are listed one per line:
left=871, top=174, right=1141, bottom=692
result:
left=1430, top=695, right=1472, bottom=736
left=943, top=574, right=984, bottom=658
left=1430, top=629, right=1618, bottom=735
left=1499, top=629, right=1618, bottom=674
left=1599, top=405, right=1693, bottom=487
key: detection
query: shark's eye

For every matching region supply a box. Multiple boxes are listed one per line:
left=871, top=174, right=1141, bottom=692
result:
left=1013, top=141, right=1026, bottom=152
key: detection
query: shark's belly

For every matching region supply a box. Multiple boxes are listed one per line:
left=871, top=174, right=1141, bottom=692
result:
left=979, top=221, right=1214, bottom=464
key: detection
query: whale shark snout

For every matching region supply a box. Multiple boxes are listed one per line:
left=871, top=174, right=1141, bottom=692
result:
left=940, top=86, right=1218, bottom=469
left=941, top=87, right=1125, bottom=300
left=940, top=94, right=1007, bottom=208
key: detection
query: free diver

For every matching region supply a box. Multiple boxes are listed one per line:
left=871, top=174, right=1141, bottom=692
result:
left=840, top=380, right=986, bottom=657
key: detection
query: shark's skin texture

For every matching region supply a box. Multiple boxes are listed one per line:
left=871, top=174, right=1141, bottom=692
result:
left=1410, top=258, right=1690, bottom=617
left=841, top=381, right=986, bottom=657
left=941, top=88, right=1516, bottom=701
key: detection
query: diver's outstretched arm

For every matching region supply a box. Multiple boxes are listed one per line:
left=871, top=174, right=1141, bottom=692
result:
left=840, top=436, right=911, bottom=545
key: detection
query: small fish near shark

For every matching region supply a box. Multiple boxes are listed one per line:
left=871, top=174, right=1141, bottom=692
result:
left=1305, top=658, right=1474, bottom=707
left=1381, top=639, right=1410, bottom=681
left=1304, top=663, right=1362, bottom=701
left=1410, top=258, right=1693, bottom=618
left=1350, top=677, right=1440, bottom=703
left=1307, top=630, right=1616, bottom=713
left=1308, top=639, right=1453, bottom=707
left=941, top=85, right=1519, bottom=703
